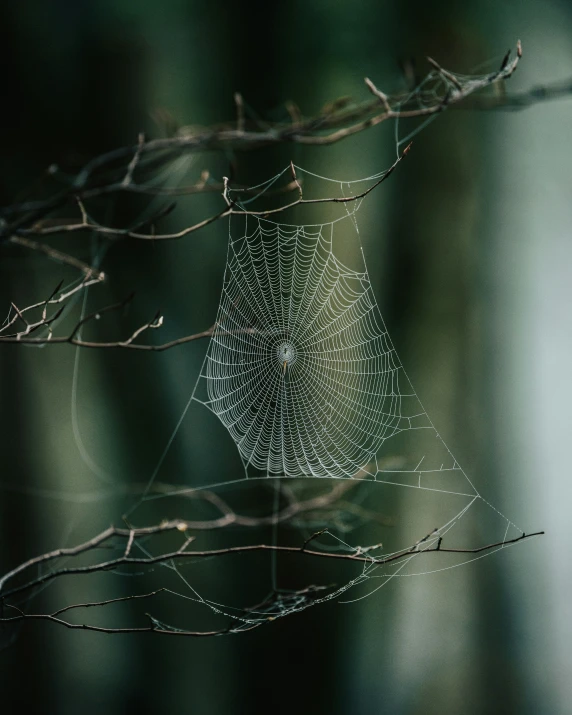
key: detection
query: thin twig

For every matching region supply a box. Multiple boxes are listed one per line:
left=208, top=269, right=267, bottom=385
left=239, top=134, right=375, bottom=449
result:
left=0, top=323, right=214, bottom=350
left=426, top=56, right=463, bottom=92
left=364, top=78, right=392, bottom=114
left=301, top=528, right=328, bottom=552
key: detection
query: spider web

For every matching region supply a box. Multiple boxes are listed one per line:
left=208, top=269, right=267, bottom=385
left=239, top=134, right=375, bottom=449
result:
left=6, top=49, right=529, bottom=635
left=125, top=135, right=526, bottom=630
left=130, top=161, right=523, bottom=630
left=197, top=218, right=418, bottom=479
left=188, top=157, right=477, bottom=498
left=195, top=213, right=465, bottom=491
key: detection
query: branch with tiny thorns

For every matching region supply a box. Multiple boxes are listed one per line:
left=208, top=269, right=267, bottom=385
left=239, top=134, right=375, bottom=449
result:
left=0, top=518, right=543, bottom=637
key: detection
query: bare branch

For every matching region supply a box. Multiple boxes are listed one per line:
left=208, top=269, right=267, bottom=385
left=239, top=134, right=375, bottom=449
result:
left=364, top=77, right=392, bottom=114
left=19, top=145, right=409, bottom=243
left=0, top=525, right=544, bottom=637
left=0, top=521, right=544, bottom=603
left=1, top=604, right=234, bottom=637
left=0, top=315, right=212, bottom=350
left=0, top=482, right=361, bottom=594
left=0, top=44, right=550, bottom=641
left=426, top=56, right=463, bottom=92
left=1, top=42, right=526, bottom=252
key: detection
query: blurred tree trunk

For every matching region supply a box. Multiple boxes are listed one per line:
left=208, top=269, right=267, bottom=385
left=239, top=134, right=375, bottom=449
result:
left=340, top=7, right=515, bottom=714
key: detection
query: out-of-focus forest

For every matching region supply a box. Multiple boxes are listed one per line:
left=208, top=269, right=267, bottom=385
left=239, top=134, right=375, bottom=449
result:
left=1, top=1, right=571, bottom=714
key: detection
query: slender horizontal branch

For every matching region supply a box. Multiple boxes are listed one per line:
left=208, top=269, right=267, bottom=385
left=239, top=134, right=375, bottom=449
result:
left=0, top=324, right=209, bottom=350
left=0, top=526, right=544, bottom=603
left=38, top=43, right=526, bottom=174
left=5, top=39, right=567, bottom=305
left=0, top=150, right=409, bottom=350
left=0, top=480, right=368, bottom=595
left=1, top=42, right=525, bottom=251
left=1, top=602, right=235, bottom=637
left=0, top=527, right=544, bottom=637
left=0, top=472, right=544, bottom=636
left=17, top=144, right=409, bottom=244
left=0, top=287, right=166, bottom=349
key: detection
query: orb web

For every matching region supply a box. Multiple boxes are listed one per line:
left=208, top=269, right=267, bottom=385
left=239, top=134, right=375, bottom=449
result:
left=100, top=51, right=530, bottom=628
left=1, top=48, right=534, bottom=639
left=197, top=218, right=427, bottom=479
left=122, top=154, right=528, bottom=634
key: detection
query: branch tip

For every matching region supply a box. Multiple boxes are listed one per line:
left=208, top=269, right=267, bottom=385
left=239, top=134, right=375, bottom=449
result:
left=500, top=49, right=511, bottom=72
left=290, top=161, right=303, bottom=199
left=364, top=77, right=391, bottom=113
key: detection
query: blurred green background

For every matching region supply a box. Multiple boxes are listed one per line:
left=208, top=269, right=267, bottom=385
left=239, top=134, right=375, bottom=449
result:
left=1, top=1, right=571, bottom=713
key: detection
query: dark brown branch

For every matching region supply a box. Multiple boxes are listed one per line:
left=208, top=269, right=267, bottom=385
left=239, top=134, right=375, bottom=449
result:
left=1, top=42, right=524, bottom=250
left=0, top=526, right=544, bottom=603
left=0, top=481, right=365, bottom=597
left=50, top=589, right=165, bottom=618
left=18, top=144, right=409, bottom=243
left=0, top=148, right=407, bottom=351
left=0, top=479, right=543, bottom=636
left=143, top=479, right=380, bottom=531
left=1, top=278, right=101, bottom=337
left=301, top=528, right=328, bottom=552
left=2, top=604, right=234, bottom=637
left=0, top=482, right=357, bottom=593
left=0, top=41, right=550, bottom=641
left=0, top=320, right=211, bottom=350
left=1, top=176, right=301, bottom=218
